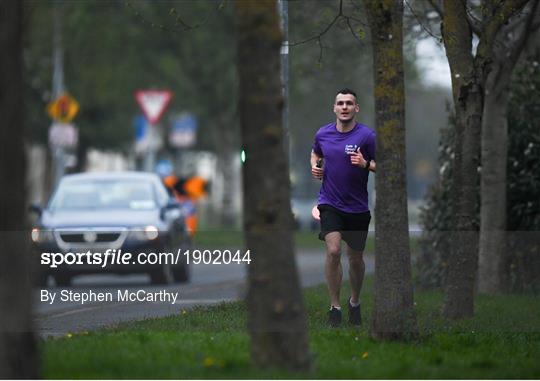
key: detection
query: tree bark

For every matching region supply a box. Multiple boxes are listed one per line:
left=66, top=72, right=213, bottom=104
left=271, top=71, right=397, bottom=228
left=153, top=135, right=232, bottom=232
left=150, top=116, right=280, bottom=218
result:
left=364, top=0, right=418, bottom=340
left=439, top=0, right=482, bottom=319
left=478, top=63, right=510, bottom=294
left=478, top=0, right=540, bottom=294
left=234, top=0, right=311, bottom=372
left=442, top=98, right=482, bottom=319
left=439, top=0, right=530, bottom=317
left=0, top=0, right=40, bottom=378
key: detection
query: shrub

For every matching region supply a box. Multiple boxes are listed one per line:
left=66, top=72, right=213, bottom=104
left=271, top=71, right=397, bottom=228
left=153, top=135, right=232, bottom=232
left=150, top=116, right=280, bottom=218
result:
left=417, top=57, right=540, bottom=293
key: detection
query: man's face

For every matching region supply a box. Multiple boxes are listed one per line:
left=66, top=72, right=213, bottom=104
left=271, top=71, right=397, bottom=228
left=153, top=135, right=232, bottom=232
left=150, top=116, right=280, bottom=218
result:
left=333, top=93, right=359, bottom=123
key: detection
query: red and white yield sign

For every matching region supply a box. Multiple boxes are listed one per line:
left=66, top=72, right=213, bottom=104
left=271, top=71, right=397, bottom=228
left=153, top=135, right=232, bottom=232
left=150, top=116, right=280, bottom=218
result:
left=135, top=90, right=173, bottom=125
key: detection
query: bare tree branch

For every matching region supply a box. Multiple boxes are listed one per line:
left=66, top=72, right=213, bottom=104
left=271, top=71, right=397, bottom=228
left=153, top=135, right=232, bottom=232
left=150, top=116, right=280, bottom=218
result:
left=287, top=0, right=369, bottom=62
left=348, top=0, right=363, bottom=13
left=168, top=7, right=194, bottom=30
left=506, top=0, right=540, bottom=65
left=125, top=1, right=178, bottom=32
left=464, top=4, right=483, bottom=36
left=489, top=2, right=535, bottom=55
left=426, top=0, right=444, bottom=18
left=288, top=10, right=341, bottom=46
left=345, top=17, right=364, bottom=44
left=347, top=15, right=369, bottom=27
left=477, top=0, right=532, bottom=64
left=427, top=0, right=481, bottom=36
left=483, top=0, right=531, bottom=48
left=404, top=0, right=443, bottom=41
left=125, top=0, right=228, bottom=34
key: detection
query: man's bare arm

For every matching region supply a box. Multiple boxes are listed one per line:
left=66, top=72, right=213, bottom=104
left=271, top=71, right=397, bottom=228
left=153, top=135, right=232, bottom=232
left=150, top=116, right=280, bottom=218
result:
left=311, top=150, right=323, bottom=179
left=311, top=150, right=322, bottom=167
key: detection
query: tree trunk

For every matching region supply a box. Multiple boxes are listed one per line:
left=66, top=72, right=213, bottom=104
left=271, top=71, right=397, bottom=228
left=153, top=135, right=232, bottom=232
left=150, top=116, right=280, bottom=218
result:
left=440, top=0, right=482, bottom=320
left=443, top=94, right=482, bottom=319
left=0, top=0, right=40, bottom=377
left=478, top=63, right=510, bottom=294
left=437, top=0, right=533, bottom=315
left=478, top=0, right=539, bottom=294
left=364, top=0, right=418, bottom=340
left=234, top=0, right=311, bottom=372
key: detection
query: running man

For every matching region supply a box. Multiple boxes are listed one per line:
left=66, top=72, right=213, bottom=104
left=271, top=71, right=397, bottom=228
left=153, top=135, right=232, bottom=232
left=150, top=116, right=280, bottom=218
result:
left=311, top=88, right=376, bottom=327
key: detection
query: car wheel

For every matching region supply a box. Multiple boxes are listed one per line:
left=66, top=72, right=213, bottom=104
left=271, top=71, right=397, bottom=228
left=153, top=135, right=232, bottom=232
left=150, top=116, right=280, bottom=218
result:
left=54, top=274, right=71, bottom=287
left=150, top=264, right=174, bottom=285
left=173, top=264, right=190, bottom=283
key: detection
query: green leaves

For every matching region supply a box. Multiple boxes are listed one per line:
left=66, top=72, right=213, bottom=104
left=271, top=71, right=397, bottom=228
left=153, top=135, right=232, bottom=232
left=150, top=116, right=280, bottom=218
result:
left=356, top=26, right=366, bottom=40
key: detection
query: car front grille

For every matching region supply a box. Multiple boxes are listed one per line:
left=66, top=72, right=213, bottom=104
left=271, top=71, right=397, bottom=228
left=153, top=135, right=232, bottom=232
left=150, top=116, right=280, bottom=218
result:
left=54, top=228, right=127, bottom=250
left=59, top=233, right=85, bottom=243
left=59, top=232, right=122, bottom=243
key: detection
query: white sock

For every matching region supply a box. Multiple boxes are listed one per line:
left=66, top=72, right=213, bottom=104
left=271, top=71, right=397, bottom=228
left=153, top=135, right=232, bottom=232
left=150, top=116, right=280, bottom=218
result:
left=330, top=305, right=341, bottom=311
left=349, top=297, right=360, bottom=307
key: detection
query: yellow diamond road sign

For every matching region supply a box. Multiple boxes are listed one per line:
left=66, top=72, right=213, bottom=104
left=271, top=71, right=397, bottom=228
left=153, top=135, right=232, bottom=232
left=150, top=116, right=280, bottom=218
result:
left=47, top=94, right=79, bottom=123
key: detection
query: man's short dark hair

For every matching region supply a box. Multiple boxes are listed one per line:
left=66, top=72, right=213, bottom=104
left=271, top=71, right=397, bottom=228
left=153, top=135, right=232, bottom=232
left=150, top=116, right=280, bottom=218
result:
left=336, top=88, right=357, bottom=99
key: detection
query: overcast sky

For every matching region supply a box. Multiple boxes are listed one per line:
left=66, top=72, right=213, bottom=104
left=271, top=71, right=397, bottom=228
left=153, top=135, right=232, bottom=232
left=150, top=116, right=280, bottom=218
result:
left=416, top=38, right=452, bottom=88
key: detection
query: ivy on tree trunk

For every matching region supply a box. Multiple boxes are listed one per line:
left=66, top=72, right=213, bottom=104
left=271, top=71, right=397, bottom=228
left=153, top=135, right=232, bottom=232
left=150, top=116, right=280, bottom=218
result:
left=364, top=0, right=418, bottom=340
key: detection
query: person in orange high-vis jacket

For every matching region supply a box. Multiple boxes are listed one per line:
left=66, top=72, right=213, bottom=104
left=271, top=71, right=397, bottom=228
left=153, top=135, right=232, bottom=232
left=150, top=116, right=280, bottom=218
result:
left=163, top=175, right=208, bottom=239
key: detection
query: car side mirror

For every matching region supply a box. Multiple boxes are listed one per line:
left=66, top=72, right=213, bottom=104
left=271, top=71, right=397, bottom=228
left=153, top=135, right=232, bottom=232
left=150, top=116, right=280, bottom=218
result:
left=160, top=199, right=181, bottom=220
left=166, top=199, right=180, bottom=208
left=29, top=203, right=43, bottom=217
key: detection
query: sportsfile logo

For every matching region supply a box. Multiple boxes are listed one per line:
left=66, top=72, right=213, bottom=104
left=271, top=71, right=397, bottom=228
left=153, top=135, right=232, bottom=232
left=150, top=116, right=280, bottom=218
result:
left=40, top=248, right=252, bottom=268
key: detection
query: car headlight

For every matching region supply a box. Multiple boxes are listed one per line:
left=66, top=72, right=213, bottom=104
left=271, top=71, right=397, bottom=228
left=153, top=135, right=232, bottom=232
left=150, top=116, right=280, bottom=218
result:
left=31, top=228, right=55, bottom=244
left=127, top=225, right=159, bottom=241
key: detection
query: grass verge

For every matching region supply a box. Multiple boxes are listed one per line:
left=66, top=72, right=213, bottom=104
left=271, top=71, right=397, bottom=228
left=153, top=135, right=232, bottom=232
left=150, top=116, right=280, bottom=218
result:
left=42, top=277, right=540, bottom=379
left=194, top=231, right=419, bottom=254
left=194, top=230, right=325, bottom=248
left=195, top=230, right=378, bottom=251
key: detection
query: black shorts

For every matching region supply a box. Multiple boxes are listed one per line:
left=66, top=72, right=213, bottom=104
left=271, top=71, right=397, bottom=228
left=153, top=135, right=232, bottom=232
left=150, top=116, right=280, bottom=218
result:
left=318, top=204, right=371, bottom=251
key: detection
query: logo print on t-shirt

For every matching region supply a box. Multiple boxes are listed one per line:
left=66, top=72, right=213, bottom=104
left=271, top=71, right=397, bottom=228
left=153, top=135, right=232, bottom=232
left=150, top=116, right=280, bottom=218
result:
left=345, top=144, right=358, bottom=154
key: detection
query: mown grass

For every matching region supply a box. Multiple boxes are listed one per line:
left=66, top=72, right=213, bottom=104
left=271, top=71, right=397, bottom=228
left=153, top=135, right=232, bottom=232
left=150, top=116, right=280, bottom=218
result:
left=195, top=231, right=419, bottom=254
left=194, top=230, right=325, bottom=249
left=42, top=277, right=540, bottom=379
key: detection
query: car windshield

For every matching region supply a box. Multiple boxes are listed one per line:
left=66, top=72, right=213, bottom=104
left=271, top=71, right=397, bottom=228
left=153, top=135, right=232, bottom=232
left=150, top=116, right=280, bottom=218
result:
left=49, top=179, right=157, bottom=211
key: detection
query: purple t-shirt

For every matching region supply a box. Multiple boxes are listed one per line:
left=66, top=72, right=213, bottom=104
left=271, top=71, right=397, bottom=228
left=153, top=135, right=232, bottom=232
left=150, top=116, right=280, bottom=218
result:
left=312, top=122, right=376, bottom=213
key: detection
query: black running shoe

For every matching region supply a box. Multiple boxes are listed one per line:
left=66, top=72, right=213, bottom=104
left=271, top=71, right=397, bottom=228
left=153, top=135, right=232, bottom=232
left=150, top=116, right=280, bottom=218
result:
left=348, top=299, right=362, bottom=326
left=327, top=307, right=342, bottom=327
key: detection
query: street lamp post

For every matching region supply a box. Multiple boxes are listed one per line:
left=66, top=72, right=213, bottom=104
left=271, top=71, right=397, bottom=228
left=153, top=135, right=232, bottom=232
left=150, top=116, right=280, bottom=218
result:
left=278, top=0, right=291, bottom=165
left=51, top=1, right=66, bottom=187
